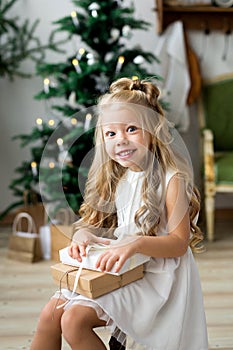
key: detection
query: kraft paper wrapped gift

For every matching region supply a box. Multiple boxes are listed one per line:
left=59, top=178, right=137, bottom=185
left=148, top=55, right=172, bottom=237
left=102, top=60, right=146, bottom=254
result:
left=51, top=262, right=144, bottom=299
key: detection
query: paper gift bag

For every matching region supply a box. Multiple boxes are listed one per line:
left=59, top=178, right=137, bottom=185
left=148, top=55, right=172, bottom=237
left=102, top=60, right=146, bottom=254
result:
left=16, top=190, right=46, bottom=233
left=8, top=212, right=42, bottom=263
left=51, top=225, right=72, bottom=261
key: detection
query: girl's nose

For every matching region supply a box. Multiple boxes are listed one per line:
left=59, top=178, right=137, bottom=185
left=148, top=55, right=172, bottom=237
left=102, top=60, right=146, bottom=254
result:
left=116, top=133, right=129, bottom=146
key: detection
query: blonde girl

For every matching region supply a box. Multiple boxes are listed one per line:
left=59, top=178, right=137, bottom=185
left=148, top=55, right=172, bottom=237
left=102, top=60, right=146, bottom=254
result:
left=31, top=78, right=208, bottom=350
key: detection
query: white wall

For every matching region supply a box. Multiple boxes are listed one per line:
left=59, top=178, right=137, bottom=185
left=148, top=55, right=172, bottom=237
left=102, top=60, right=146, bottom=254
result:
left=0, top=0, right=232, bottom=211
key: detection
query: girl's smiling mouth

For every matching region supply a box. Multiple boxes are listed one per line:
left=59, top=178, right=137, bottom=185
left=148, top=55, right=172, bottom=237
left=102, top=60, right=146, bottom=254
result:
left=116, top=149, right=136, bottom=159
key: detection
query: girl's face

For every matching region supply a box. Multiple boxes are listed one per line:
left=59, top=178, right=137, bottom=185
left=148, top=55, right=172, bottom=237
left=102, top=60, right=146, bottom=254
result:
left=101, top=108, right=151, bottom=172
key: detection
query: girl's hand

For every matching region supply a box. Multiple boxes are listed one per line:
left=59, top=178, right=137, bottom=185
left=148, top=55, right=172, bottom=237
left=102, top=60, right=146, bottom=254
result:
left=96, top=238, right=139, bottom=273
left=68, top=229, right=110, bottom=262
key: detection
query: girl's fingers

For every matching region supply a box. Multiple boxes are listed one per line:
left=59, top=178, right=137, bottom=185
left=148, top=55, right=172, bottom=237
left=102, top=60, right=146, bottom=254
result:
left=70, top=238, right=129, bottom=271
left=68, top=244, right=82, bottom=262
left=105, top=255, right=120, bottom=272
left=96, top=252, right=120, bottom=272
left=114, top=256, right=125, bottom=273
left=96, top=252, right=110, bottom=270
left=79, top=243, right=87, bottom=257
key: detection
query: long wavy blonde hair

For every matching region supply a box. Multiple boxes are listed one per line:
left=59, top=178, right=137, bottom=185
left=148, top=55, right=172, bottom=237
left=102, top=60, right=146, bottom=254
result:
left=75, top=77, right=204, bottom=252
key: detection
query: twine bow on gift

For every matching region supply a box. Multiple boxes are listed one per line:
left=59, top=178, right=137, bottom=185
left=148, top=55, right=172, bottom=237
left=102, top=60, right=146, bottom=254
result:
left=55, top=242, right=101, bottom=309
left=54, top=243, right=116, bottom=309
left=55, top=261, right=85, bottom=310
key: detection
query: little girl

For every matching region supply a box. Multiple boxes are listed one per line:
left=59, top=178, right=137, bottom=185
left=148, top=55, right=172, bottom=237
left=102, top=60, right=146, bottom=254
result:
left=31, top=78, right=208, bottom=350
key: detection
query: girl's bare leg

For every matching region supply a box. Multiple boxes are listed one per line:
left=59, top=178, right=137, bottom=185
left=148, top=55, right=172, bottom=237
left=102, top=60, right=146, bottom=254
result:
left=61, top=304, right=107, bottom=350
left=30, top=298, right=65, bottom=350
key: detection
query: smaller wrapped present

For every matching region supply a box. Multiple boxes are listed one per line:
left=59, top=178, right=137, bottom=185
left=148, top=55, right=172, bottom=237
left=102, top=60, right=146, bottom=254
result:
left=51, top=262, right=144, bottom=299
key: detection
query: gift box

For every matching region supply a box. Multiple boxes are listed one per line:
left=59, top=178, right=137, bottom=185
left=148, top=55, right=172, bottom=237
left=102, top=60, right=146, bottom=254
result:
left=51, top=262, right=144, bottom=299
left=59, top=243, right=150, bottom=275
left=51, top=225, right=72, bottom=261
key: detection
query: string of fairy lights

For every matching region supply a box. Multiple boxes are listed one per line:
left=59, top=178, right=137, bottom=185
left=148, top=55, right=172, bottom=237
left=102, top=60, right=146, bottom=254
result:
left=30, top=4, right=143, bottom=179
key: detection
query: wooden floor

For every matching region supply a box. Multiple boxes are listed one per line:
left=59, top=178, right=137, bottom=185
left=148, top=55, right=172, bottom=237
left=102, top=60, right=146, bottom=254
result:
left=0, top=217, right=233, bottom=350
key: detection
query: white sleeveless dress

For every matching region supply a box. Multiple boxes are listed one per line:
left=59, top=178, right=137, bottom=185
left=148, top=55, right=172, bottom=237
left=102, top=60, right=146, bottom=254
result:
left=54, top=169, right=208, bottom=350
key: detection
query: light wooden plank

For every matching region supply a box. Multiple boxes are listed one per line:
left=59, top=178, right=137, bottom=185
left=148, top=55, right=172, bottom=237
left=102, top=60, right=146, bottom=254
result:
left=0, top=220, right=233, bottom=350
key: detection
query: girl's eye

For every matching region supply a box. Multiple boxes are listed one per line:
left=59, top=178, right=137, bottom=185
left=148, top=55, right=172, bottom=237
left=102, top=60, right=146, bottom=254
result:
left=105, top=131, right=115, bottom=137
left=127, top=125, right=137, bottom=133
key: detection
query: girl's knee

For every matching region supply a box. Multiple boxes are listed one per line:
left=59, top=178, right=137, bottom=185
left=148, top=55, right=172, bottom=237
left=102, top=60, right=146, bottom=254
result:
left=37, top=298, right=63, bottom=331
left=61, top=305, right=101, bottom=341
left=61, top=305, right=83, bottom=333
left=61, top=305, right=107, bottom=347
left=61, top=305, right=92, bottom=347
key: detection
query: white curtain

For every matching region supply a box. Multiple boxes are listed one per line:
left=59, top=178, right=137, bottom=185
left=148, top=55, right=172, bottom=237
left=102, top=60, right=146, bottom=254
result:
left=154, top=21, right=191, bottom=133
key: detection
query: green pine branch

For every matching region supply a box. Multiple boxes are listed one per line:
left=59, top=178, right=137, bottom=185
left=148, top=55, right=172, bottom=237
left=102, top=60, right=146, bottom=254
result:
left=0, top=0, right=67, bottom=80
left=12, top=124, right=54, bottom=148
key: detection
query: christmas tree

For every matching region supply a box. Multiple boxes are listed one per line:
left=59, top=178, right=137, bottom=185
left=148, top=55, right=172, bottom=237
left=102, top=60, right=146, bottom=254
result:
left=2, top=0, right=162, bottom=220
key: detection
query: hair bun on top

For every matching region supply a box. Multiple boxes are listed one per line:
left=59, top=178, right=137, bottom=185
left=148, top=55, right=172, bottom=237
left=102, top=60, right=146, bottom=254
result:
left=108, top=77, right=162, bottom=113
left=129, top=79, right=145, bottom=92
left=109, top=77, right=132, bottom=93
left=109, top=77, right=146, bottom=93
left=110, top=77, right=160, bottom=96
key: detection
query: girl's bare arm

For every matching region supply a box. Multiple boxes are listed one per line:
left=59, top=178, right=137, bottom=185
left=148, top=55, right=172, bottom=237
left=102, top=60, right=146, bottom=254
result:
left=96, top=176, right=191, bottom=273
left=132, top=175, right=191, bottom=258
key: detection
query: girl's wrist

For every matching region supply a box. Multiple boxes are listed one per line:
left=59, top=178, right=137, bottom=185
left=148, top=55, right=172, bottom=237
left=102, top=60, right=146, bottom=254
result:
left=72, top=231, right=80, bottom=242
left=132, top=235, right=144, bottom=254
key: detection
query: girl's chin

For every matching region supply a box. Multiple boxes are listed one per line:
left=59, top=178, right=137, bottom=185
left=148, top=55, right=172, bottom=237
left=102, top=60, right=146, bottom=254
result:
left=117, top=160, right=142, bottom=172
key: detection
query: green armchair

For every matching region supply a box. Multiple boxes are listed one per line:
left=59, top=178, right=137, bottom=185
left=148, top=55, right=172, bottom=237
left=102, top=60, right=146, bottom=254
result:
left=199, top=73, right=233, bottom=241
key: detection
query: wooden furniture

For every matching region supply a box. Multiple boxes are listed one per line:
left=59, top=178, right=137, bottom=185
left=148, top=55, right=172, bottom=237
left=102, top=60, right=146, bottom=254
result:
left=155, top=0, right=233, bottom=33
left=198, top=74, right=233, bottom=241
left=109, top=336, right=126, bottom=349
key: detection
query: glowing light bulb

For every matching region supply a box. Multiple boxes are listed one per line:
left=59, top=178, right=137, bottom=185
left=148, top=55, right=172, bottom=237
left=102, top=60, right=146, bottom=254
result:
left=36, top=118, right=43, bottom=130
left=57, top=138, right=64, bottom=151
left=49, top=162, right=55, bottom=169
left=115, top=56, right=125, bottom=73
left=36, top=117, right=42, bottom=125
left=43, top=78, right=50, bottom=93
left=72, top=58, right=81, bottom=73
left=71, top=118, right=77, bottom=125
left=31, top=161, right=37, bottom=177
left=84, top=113, right=92, bottom=130
left=71, top=11, right=79, bottom=27
left=77, top=48, right=85, bottom=60
left=118, top=56, right=125, bottom=64
left=48, top=119, right=55, bottom=126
